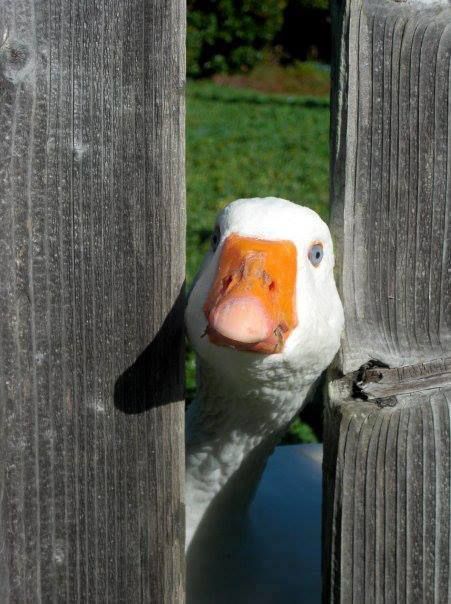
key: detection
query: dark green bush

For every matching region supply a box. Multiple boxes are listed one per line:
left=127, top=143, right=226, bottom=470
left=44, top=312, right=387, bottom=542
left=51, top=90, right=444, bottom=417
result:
left=276, top=0, right=330, bottom=64
left=187, top=0, right=288, bottom=77
left=292, top=0, right=328, bottom=8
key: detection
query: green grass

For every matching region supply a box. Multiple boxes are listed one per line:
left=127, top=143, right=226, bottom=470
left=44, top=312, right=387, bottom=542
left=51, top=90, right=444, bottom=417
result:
left=186, top=78, right=330, bottom=442
left=186, top=80, right=330, bottom=283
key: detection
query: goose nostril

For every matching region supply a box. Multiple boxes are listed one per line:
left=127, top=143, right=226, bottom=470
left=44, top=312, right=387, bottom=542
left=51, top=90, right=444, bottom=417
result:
left=269, top=281, right=276, bottom=292
left=221, top=275, right=233, bottom=294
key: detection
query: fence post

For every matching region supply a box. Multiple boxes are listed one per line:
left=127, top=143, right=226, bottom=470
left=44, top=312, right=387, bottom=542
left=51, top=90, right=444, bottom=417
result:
left=325, top=0, right=451, bottom=601
left=0, top=1, right=185, bottom=601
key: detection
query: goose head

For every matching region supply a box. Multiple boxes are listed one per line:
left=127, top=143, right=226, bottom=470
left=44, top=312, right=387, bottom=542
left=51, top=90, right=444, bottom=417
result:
left=185, top=197, right=344, bottom=552
left=186, top=197, right=344, bottom=400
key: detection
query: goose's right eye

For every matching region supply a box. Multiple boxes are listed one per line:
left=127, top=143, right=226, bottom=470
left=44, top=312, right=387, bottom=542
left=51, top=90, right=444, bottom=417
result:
left=211, top=226, right=220, bottom=251
left=308, top=242, right=324, bottom=267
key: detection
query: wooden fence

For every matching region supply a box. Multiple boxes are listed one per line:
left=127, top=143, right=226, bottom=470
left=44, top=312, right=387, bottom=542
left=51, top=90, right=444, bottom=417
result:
left=325, top=0, right=451, bottom=602
left=0, top=1, right=185, bottom=601
left=2, top=0, right=450, bottom=602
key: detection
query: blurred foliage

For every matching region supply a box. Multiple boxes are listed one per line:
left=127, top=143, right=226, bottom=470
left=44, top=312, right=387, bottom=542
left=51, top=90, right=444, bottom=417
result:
left=188, top=0, right=330, bottom=77
left=185, top=77, right=330, bottom=442
left=276, top=0, right=331, bottom=64
left=283, top=418, right=318, bottom=444
left=187, top=0, right=288, bottom=77
left=291, top=0, right=328, bottom=8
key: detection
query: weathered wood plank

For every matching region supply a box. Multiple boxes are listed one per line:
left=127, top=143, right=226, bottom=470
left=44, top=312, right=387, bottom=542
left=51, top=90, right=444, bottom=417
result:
left=0, top=1, right=185, bottom=602
left=325, top=0, right=451, bottom=601
left=331, top=0, right=451, bottom=375
left=325, top=386, right=451, bottom=603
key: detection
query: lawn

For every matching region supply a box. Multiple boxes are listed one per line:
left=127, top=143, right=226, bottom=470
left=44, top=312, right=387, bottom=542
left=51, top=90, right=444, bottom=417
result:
left=186, top=77, right=330, bottom=442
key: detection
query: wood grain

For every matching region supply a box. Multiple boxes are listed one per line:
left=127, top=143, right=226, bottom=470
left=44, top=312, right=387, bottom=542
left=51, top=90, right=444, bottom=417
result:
left=331, top=0, right=451, bottom=376
left=0, top=1, right=185, bottom=601
left=334, top=357, right=451, bottom=400
left=324, top=385, right=451, bottom=603
left=326, top=0, right=451, bottom=601
left=358, top=357, right=451, bottom=399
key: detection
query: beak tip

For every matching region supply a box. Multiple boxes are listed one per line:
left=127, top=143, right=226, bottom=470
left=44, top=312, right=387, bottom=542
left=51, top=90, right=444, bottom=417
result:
left=208, top=297, right=273, bottom=345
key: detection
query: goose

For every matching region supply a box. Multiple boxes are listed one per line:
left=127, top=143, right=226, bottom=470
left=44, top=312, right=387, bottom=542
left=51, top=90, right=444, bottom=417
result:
left=185, top=197, right=344, bottom=598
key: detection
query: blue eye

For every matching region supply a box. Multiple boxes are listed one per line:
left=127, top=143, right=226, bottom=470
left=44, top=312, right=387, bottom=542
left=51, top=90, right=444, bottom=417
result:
left=308, top=243, right=323, bottom=266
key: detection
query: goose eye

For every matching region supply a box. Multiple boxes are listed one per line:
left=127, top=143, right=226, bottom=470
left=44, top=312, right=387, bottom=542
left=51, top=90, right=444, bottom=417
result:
left=211, top=226, right=220, bottom=251
left=308, top=243, right=323, bottom=266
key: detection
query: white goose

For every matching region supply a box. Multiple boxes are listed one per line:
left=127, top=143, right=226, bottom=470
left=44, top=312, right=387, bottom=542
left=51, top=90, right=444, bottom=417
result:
left=185, top=197, right=344, bottom=599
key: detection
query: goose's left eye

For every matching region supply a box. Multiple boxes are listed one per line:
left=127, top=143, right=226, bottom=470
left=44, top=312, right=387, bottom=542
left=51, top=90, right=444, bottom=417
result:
left=211, top=226, right=220, bottom=251
left=308, top=243, right=323, bottom=266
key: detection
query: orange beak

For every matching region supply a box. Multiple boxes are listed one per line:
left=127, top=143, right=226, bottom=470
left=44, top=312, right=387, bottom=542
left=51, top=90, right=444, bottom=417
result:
left=203, top=234, right=298, bottom=354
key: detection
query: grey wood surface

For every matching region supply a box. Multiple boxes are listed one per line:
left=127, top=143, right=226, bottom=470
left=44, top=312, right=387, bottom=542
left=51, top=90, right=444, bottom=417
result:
left=326, top=0, right=451, bottom=601
left=0, top=1, right=185, bottom=602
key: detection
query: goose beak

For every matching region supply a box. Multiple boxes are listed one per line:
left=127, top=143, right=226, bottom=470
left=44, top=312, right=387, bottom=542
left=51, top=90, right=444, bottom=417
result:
left=203, top=234, right=298, bottom=354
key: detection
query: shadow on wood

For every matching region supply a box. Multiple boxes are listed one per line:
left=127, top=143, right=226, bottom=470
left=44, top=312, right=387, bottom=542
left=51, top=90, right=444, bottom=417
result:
left=114, top=288, right=185, bottom=414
